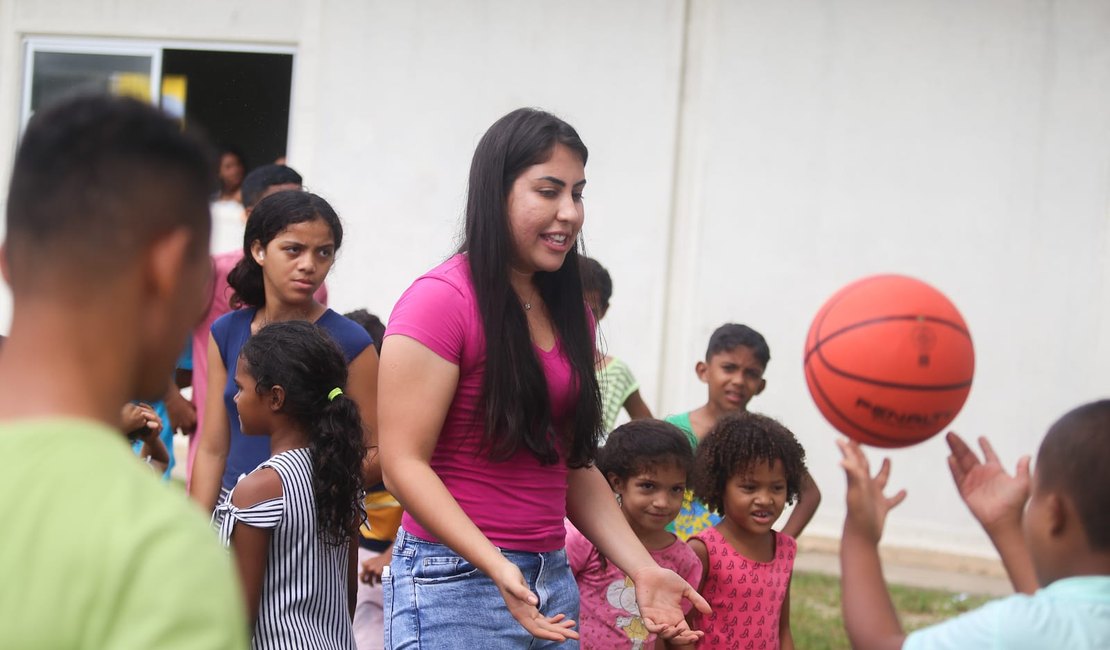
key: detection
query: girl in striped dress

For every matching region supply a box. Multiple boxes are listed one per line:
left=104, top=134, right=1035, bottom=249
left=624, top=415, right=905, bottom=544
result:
left=215, top=320, right=367, bottom=649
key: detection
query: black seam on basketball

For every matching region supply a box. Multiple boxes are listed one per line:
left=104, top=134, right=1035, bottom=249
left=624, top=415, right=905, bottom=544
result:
left=811, top=316, right=972, bottom=390
left=821, top=371, right=972, bottom=392
left=804, top=314, right=971, bottom=364
left=806, top=353, right=908, bottom=446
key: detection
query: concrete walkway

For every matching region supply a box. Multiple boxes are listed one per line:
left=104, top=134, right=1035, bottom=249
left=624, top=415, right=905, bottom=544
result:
left=796, top=535, right=1014, bottom=597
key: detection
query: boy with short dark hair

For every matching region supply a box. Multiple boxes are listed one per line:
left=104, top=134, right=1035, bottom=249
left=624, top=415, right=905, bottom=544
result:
left=667, top=323, right=821, bottom=539
left=838, top=400, right=1110, bottom=649
left=0, top=94, right=246, bottom=647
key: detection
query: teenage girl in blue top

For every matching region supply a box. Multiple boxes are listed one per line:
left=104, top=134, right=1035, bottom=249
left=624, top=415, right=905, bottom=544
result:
left=190, top=190, right=378, bottom=514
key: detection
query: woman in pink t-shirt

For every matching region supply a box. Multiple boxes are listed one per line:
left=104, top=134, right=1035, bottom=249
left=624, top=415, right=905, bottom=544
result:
left=378, top=108, right=709, bottom=648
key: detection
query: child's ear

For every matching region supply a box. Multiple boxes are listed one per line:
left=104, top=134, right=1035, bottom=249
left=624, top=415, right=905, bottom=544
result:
left=755, top=378, right=767, bottom=395
left=606, top=472, right=624, bottom=494
left=1046, top=492, right=1084, bottom=539
left=268, top=385, right=286, bottom=412
left=695, top=360, right=708, bottom=383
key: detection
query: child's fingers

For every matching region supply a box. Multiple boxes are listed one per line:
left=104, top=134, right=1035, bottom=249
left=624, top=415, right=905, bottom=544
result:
left=1015, top=455, right=1032, bottom=481
left=945, top=431, right=980, bottom=474
left=887, top=488, right=908, bottom=510
left=874, top=457, right=894, bottom=488
left=946, top=454, right=965, bottom=486
left=978, top=436, right=1002, bottom=465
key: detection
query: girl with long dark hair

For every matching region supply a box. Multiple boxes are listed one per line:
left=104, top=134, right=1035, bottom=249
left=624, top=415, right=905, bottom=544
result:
left=378, top=108, right=709, bottom=647
left=217, top=320, right=366, bottom=648
left=191, top=190, right=378, bottom=514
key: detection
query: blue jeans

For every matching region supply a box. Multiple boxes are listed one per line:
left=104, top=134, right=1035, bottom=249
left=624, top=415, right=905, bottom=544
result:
left=384, top=527, right=579, bottom=649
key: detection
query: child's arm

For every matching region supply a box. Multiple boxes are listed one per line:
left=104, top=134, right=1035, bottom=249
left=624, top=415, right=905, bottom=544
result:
left=837, top=438, right=908, bottom=650
left=190, top=334, right=231, bottom=511
left=623, top=389, right=653, bottom=420
left=685, top=537, right=709, bottom=592
left=227, top=468, right=282, bottom=629
left=164, top=377, right=197, bottom=435
left=122, top=402, right=169, bottom=473
left=945, top=432, right=1037, bottom=594
left=779, top=579, right=794, bottom=650
left=347, top=346, right=382, bottom=488
left=781, top=471, right=821, bottom=538
left=567, top=467, right=710, bottom=645
left=360, top=541, right=393, bottom=585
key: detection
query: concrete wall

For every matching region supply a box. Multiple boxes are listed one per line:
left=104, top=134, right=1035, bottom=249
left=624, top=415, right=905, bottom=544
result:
left=2, top=0, right=1108, bottom=557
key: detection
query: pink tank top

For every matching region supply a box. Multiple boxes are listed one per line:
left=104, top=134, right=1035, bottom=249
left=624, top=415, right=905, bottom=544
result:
left=691, top=527, right=796, bottom=650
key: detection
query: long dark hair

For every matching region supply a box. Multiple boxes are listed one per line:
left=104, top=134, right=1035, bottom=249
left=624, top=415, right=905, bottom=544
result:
left=240, top=320, right=366, bottom=546
left=459, top=107, right=601, bottom=468
left=227, top=190, right=343, bottom=309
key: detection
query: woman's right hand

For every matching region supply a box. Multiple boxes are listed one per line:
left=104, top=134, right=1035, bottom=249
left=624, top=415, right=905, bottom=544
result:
left=490, top=558, right=579, bottom=642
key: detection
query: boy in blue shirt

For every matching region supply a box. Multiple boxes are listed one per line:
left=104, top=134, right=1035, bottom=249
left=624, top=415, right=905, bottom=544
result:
left=839, top=400, right=1110, bottom=649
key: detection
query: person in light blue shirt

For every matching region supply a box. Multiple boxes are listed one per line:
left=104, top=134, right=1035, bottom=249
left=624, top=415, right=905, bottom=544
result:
left=837, top=400, right=1110, bottom=650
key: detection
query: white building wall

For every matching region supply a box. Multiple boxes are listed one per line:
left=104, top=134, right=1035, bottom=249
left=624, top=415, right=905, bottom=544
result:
left=661, top=0, right=1110, bottom=555
left=1, top=0, right=1108, bottom=558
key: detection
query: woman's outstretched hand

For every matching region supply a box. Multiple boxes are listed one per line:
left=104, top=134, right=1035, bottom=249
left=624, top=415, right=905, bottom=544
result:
left=490, top=558, right=579, bottom=642
left=630, top=565, right=710, bottom=645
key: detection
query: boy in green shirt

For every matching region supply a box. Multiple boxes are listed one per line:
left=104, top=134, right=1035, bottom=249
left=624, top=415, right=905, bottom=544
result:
left=0, top=95, right=247, bottom=648
left=667, top=323, right=821, bottom=540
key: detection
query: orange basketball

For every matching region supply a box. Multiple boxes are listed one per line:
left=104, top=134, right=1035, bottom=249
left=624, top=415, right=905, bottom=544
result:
left=803, top=275, right=974, bottom=448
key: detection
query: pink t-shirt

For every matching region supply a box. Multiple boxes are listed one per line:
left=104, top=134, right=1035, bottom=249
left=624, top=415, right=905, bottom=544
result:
left=691, top=527, right=796, bottom=650
left=566, top=522, right=702, bottom=649
left=186, top=250, right=327, bottom=482
left=386, top=254, right=580, bottom=552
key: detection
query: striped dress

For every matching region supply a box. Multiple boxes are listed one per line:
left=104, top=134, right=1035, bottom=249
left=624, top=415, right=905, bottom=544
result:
left=216, top=447, right=355, bottom=650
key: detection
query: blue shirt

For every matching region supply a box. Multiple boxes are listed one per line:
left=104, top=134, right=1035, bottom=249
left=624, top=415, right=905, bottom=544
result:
left=211, top=308, right=372, bottom=490
left=904, top=575, right=1110, bottom=650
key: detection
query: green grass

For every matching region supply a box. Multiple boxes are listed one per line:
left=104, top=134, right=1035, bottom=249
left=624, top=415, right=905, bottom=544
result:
left=790, top=571, right=992, bottom=649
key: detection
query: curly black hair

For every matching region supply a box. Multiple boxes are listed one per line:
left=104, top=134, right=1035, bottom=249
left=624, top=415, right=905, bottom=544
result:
left=691, top=412, right=808, bottom=515
left=240, top=320, right=367, bottom=546
left=597, top=419, right=694, bottom=481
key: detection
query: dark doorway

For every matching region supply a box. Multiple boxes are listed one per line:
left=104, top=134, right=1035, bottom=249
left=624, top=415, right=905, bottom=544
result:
left=161, top=49, right=293, bottom=171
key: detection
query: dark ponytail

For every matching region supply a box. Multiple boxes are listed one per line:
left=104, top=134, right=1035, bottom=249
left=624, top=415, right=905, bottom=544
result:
left=240, top=320, right=366, bottom=546
left=227, top=190, right=344, bottom=309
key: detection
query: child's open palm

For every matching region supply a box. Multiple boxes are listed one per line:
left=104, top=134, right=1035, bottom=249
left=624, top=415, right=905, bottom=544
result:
left=945, top=432, right=1030, bottom=534
left=837, top=438, right=907, bottom=544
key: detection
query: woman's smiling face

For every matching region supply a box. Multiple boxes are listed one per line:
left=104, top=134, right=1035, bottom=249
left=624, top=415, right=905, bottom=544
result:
left=505, top=143, right=586, bottom=275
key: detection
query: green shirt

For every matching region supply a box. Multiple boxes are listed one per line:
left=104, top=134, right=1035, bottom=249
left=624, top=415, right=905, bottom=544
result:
left=663, top=411, right=698, bottom=449
left=599, top=357, right=640, bottom=439
left=664, top=411, right=721, bottom=539
left=0, top=418, right=247, bottom=649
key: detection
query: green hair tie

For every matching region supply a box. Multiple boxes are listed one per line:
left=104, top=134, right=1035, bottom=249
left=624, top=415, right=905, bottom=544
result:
left=328, top=387, right=344, bottom=402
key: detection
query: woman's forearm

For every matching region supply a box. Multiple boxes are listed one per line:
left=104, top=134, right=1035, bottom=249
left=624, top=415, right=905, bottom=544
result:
left=566, top=466, right=655, bottom=576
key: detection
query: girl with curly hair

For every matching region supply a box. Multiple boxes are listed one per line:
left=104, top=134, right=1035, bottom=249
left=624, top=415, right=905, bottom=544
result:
left=216, top=320, right=368, bottom=649
left=688, top=412, right=809, bottom=650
